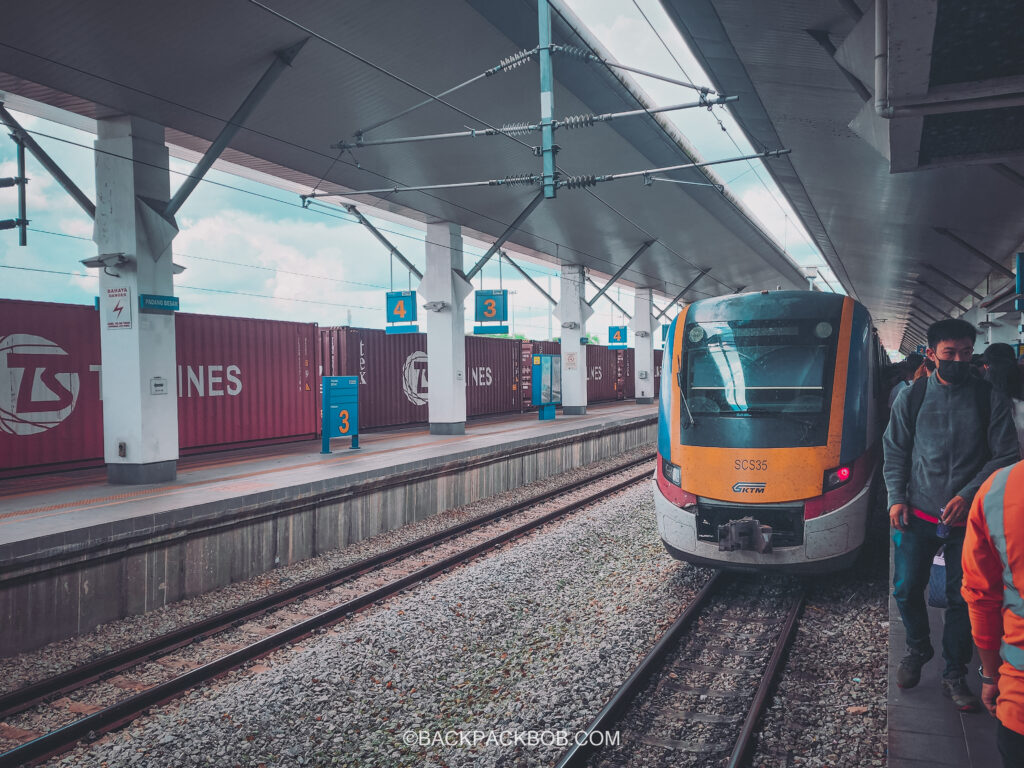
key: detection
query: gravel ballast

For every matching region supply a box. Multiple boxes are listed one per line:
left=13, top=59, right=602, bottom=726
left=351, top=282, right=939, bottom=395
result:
left=0, top=446, right=655, bottom=695
left=47, top=475, right=709, bottom=767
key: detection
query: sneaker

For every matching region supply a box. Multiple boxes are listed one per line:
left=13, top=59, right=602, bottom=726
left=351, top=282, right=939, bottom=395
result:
left=942, top=677, right=982, bottom=712
left=896, top=647, right=934, bottom=688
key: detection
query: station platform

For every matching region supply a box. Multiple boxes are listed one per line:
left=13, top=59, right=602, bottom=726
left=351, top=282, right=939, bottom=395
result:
left=888, top=552, right=1001, bottom=767
left=0, top=401, right=656, bottom=655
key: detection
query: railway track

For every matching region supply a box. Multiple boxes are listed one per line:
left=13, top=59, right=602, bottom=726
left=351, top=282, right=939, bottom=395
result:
left=557, top=571, right=805, bottom=768
left=0, top=453, right=655, bottom=767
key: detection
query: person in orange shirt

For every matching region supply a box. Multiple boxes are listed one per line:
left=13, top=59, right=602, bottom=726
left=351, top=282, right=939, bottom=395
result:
left=962, top=460, right=1024, bottom=767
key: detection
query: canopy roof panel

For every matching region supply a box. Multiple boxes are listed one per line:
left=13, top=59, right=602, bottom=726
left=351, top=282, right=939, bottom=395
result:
left=0, top=0, right=809, bottom=307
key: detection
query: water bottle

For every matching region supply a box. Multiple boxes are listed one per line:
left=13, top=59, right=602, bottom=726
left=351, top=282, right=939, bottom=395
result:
left=936, top=508, right=951, bottom=539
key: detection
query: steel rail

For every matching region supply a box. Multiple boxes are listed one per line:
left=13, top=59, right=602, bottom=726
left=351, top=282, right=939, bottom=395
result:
left=0, top=451, right=654, bottom=722
left=553, top=571, right=724, bottom=768
left=726, top=589, right=806, bottom=768
left=0, top=461, right=655, bottom=766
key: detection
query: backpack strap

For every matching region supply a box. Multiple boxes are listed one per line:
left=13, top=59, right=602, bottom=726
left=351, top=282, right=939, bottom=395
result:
left=906, top=376, right=928, bottom=440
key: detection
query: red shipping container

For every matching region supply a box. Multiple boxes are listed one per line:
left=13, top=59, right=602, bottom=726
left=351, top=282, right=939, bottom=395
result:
left=175, top=313, right=318, bottom=452
left=586, top=344, right=619, bottom=403
left=321, top=327, right=523, bottom=427
left=466, top=336, right=521, bottom=418
left=0, top=300, right=319, bottom=477
left=622, top=348, right=635, bottom=399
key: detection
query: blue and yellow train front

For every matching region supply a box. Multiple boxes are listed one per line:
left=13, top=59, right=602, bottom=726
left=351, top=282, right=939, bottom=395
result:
left=654, top=291, right=879, bottom=573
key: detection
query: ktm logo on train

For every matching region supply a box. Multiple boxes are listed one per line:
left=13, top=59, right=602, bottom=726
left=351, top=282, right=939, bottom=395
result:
left=732, top=482, right=766, bottom=494
left=0, top=334, right=80, bottom=436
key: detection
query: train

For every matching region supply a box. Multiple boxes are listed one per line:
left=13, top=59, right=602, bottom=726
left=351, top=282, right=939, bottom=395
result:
left=654, top=291, right=886, bottom=573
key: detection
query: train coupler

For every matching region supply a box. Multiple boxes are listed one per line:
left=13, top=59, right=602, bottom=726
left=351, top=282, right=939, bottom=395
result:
left=717, top=517, right=773, bottom=553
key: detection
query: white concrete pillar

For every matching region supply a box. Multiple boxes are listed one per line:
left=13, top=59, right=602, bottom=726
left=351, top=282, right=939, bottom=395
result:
left=420, top=222, right=472, bottom=434
left=94, top=116, right=179, bottom=483
left=555, top=264, right=593, bottom=415
left=630, top=288, right=655, bottom=404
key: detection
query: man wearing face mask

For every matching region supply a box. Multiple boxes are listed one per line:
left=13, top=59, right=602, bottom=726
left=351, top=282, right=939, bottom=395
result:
left=884, top=318, right=1020, bottom=712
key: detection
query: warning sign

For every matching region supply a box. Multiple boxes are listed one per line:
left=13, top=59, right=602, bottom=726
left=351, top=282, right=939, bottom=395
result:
left=104, top=286, right=133, bottom=330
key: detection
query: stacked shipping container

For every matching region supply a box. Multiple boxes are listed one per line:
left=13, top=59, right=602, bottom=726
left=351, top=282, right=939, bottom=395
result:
left=1, top=300, right=660, bottom=476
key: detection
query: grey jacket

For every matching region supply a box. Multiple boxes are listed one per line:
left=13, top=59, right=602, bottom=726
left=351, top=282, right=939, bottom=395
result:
left=883, top=375, right=1020, bottom=513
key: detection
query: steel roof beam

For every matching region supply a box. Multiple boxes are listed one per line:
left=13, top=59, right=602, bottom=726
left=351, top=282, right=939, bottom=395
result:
left=586, top=276, right=631, bottom=319
left=921, top=264, right=984, bottom=300
left=345, top=204, right=422, bottom=281
left=499, top=250, right=555, bottom=307
left=655, top=268, right=711, bottom=320
left=916, top=294, right=955, bottom=318
left=465, top=191, right=545, bottom=281
left=0, top=101, right=95, bottom=220
left=165, top=39, right=307, bottom=219
left=916, top=279, right=969, bottom=313
left=586, top=241, right=653, bottom=308
left=934, top=227, right=1015, bottom=280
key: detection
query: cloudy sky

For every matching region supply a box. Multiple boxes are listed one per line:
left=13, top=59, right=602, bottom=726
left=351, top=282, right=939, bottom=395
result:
left=0, top=0, right=839, bottom=344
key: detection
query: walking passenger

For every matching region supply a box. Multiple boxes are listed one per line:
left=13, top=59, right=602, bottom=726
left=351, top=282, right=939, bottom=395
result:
left=961, top=460, right=1024, bottom=767
left=883, top=318, right=1020, bottom=711
left=983, top=343, right=1024, bottom=454
left=888, top=353, right=924, bottom=409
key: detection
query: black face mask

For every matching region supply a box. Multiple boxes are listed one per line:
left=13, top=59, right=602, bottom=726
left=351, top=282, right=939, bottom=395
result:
left=936, top=359, right=971, bottom=385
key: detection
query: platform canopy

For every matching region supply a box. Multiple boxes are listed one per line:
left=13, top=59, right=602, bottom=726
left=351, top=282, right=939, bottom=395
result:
left=663, top=0, right=1024, bottom=351
left=0, top=0, right=818, bottom=312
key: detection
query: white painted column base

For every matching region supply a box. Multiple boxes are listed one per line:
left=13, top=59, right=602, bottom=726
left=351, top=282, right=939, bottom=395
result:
left=94, top=116, right=179, bottom=484
left=420, top=222, right=472, bottom=435
left=555, top=264, right=593, bottom=415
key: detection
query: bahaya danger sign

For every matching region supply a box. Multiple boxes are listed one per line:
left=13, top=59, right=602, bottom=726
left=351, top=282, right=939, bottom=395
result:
left=104, top=286, right=132, bottom=330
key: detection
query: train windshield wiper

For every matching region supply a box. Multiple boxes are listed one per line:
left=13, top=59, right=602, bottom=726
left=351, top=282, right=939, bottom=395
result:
left=739, top=408, right=816, bottom=429
left=676, top=371, right=696, bottom=428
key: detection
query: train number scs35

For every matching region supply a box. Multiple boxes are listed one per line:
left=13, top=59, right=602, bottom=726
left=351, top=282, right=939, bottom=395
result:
left=654, top=291, right=886, bottom=573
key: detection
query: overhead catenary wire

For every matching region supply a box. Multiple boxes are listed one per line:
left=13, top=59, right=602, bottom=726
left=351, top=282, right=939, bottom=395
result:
left=0, top=21, right=725, bottom=306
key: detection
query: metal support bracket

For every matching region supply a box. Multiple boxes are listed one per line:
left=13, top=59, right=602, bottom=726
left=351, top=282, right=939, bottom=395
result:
left=465, top=191, right=545, bottom=281
left=501, top=250, right=556, bottom=306
left=0, top=101, right=94, bottom=221
left=345, top=204, right=423, bottom=281
left=934, top=227, right=1016, bottom=280
left=656, top=268, right=712, bottom=320
left=164, top=38, right=308, bottom=219
left=586, top=277, right=632, bottom=318
left=586, top=241, right=653, bottom=307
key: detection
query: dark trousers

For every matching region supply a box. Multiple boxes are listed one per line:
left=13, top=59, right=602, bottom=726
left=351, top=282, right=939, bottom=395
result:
left=892, top=514, right=973, bottom=679
left=999, top=722, right=1024, bottom=768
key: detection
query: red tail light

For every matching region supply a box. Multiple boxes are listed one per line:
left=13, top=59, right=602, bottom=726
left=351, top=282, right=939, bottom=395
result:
left=806, top=453, right=875, bottom=519
left=657, top=456, right=697, bottom=512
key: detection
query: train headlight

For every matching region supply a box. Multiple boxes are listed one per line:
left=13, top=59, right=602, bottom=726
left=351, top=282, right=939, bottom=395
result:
left=662, top=457, right=682, bottom=486
left=823, top=465, right=852, bottom=492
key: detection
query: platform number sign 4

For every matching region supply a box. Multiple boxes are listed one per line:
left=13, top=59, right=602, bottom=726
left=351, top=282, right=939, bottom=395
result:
left=609, top=325, right=627, bottom=348
left=386, top=290, right=417, bottom=324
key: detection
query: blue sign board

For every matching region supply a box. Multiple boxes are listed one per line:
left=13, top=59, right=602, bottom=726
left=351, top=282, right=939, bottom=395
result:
left=609, top=325, right=627, bottom=348
left=321, top=375, right=359, bottom=453
left=661, top=324, right=669, bottom=342
left=139, top=294, right=179, bottom=313
left=386, top=290, right=417, bottom=324
left=473, top=325, right=509, bottom=335
left=386, top=325, right=420, bottom=334
left=475, top=289, right=509, bottom=323
left=531, top=353, right=561, bottom=420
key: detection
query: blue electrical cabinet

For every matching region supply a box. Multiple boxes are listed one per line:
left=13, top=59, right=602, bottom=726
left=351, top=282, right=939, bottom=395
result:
left=531, top=353, right=561, bottom=420
left=321, top=376, right=360, bottom=453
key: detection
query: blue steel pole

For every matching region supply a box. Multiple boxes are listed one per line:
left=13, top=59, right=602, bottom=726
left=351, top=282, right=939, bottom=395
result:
left=321, top=379, right=330, bottom=454
left=538, top=0, right=556, bottom=199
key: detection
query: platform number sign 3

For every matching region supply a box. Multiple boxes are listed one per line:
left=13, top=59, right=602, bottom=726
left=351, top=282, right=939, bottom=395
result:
left=475, top=290, right=508, bottom=323
left=338, top=409, right=350, bottom=434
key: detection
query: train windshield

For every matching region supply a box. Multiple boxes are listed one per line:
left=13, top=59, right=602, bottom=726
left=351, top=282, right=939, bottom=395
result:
left=680, top=318, right=839, bottom=448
